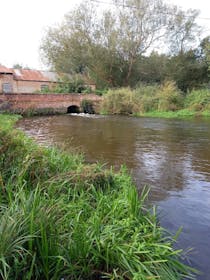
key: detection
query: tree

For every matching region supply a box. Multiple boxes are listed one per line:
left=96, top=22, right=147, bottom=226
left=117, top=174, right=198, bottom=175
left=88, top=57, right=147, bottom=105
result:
left=13, top=64, right=31, bottom=70
left=165, top=49, right=209, bottom=92
left=40, top=0, right=201, bottom=88
left=166, top=7, right=201, bottom=55
left=135, top=52, right=169, bottom=84
left=13, top=64, right=23, bottom=69
left=110, top=0, right=170, bottom=85
left=200, top=36, right=210, bottom=76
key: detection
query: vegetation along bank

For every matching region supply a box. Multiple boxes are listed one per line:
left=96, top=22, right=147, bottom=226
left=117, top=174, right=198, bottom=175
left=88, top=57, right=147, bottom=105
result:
left=0, top=114, right=197, bottom=279
left=40, top=0, right=210, bottom=120
left=100, top=82, right=210, bottom=118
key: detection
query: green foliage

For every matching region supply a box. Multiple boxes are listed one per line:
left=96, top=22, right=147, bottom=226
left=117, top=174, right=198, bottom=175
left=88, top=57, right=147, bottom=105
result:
left=136, top=53, right=169, bottom=84
left=157, top=81, right=184, bottom=111
left=166, top=50, right=209, bottom=92
left=185, top=89, right=210, bottom=111
left=40, top=85, right=50, bottom=94
left=101, top=82, right=184, bottom=115
left=81, top=99, right=95, bottom=114
left=134, top=85, right=159, bottom=113
left=200, top=36, right=210, bottom=75
left=102, top=88, right=140, bottom=115
left=0, top=114, right=196, bottom=279
left=139, top=109, right=196, bottom=118
left=41, top=0, right=202, bottom=89
left=54, top=75, right=87, bottom=93
left=95, top=88, right=108, bottom=96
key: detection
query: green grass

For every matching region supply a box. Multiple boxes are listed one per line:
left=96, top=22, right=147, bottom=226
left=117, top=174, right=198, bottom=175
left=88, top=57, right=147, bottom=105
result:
left=0, top=114, right=197, bottom=279
left=136, top=109, right=196, bottom=118
left=201, top=110, right=210, bottom=117
left=136, top=109, right=210, bottom=119
left=0, top=114, right=22, bottom=129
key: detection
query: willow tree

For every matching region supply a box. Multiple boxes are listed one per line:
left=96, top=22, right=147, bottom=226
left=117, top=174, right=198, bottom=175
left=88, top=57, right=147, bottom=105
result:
left=40, top=0, right=200, bottom=87
left=166, top=7, right=201, bottom=54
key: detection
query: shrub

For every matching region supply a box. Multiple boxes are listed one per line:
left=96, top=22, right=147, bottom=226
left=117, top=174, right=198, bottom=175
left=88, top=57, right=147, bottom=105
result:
left=185, top=89, right=210, bottom=111
left=95, top=88, right=108, bottom=96
left=81, top=100, right=95, bottom=114
left=54, top=74, right=87, bottom=93
left=134, top=85, right=159, bottom=113
left=134, top=84, right=159, bottom=97
left=157, top=81, right=184, bottom=111
left=101, top=88, right=140, bottom=115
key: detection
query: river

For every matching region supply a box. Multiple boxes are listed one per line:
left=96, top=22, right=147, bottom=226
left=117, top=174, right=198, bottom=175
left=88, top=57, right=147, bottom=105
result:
left=17, top=114, right=210, bottom=280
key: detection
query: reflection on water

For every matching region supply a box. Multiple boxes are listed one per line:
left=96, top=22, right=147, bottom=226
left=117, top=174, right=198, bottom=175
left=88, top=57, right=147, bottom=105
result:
left=17, top=114, right=210, bottom=280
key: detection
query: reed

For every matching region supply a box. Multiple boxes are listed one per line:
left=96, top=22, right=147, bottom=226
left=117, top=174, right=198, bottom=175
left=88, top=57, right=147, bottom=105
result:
left=0, top=114, right=196, bottom=279
left=100, top=84, right=210, bottom=118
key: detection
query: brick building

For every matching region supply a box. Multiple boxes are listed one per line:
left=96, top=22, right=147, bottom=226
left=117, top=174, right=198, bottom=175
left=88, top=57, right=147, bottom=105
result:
left=0, top=65, right=95, bottom=94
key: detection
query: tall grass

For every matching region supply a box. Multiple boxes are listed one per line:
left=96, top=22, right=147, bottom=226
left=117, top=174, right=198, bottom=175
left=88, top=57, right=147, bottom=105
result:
left=101, top=88, right=139, bottom=115
left=101, top=82, right=210, bottom=117
left=101, top=81, right=184, bottom=115
left=0, top=114, right=196, bottom=279
left=185, top=89, right=210, bottom=111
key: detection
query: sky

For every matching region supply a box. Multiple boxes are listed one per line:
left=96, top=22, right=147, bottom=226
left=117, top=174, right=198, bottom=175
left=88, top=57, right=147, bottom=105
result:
left=0, top=0, right=209, bottom=70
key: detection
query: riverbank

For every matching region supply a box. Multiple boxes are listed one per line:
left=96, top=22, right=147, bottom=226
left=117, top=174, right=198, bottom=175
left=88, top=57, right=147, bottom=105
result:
left=0, top=114, right=196, bottom=279
left=100, top=85, right=210, bottom=119
left=135, top=109, right=210, bottom=119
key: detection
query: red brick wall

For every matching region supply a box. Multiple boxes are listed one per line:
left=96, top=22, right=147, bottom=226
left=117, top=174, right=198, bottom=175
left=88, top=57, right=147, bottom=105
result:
left=0, top=93, right=102, bottom=114
left=0, top=75, right=96, bottom=94
left=15, top=81, right=55, bottom=93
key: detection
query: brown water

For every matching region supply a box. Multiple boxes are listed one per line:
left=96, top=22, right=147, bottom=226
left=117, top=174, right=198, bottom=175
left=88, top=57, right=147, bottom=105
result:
left=17, top=114, right=210, bottom=280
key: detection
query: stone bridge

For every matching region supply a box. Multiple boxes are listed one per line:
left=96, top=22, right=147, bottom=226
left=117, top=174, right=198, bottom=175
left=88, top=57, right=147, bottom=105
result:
left=0, top=93, right=103, bottom=115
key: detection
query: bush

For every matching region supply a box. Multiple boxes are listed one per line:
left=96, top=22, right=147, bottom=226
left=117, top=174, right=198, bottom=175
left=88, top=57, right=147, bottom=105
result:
left=185, top=89, right=210, bottom=111
left=101, top=88, right=140, bottom=115
left=134, top=85, right=159, bottom=113
left=157, top=81, right=184, bottom=112
left=101, top=83, right=185, bottom=115
left=53, top=74, right=88, bottom=94
left=81, top=100, right=95, bottom=114
left=95, top=88, right=108, bottom=96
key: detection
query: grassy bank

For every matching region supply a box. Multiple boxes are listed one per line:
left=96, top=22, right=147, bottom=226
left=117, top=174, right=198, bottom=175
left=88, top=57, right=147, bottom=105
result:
left=136, top=109, right=209, bottom=118
left=101, top=83, right=210, bottom=119
left=0, top=114, right=196, bottom=279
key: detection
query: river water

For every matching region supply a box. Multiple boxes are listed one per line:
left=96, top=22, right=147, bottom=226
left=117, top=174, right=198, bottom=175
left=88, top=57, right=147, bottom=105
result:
left=17, top=114, right=210, bottom=280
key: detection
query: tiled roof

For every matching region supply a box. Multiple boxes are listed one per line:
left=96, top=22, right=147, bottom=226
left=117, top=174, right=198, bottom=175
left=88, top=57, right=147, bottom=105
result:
left=0, top=65, right=95, bottom=85
left=0, top=65, right=13, bottom=74
left=13, top=69, right=59, bottom=82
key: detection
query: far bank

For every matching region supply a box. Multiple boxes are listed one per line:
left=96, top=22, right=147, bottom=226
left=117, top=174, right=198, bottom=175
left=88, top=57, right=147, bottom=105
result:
left=100, top=83, right=210, bottom=119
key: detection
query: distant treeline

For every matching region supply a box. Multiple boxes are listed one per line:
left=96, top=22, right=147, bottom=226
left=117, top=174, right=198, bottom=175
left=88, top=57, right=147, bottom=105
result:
left=40, top=0, right=210, bottom=92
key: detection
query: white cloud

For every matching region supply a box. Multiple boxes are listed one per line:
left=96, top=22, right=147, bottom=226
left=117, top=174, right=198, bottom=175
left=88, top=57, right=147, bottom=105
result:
left=0, top=0, right=81, bottom=69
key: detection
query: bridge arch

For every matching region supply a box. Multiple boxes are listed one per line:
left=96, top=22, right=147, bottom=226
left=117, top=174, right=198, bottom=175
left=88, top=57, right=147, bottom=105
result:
left=67, top=105, right=80, bottom=113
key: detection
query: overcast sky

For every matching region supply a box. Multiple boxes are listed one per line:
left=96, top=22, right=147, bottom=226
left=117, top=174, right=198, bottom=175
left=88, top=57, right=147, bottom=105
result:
left=0, top=0, right=209, bottom=70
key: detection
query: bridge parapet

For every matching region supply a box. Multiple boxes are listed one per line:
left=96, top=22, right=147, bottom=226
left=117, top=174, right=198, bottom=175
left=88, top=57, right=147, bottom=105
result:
left=0, top=93, right=102, bottom=115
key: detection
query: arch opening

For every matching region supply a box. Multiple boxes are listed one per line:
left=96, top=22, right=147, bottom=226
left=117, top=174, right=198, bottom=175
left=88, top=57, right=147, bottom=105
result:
left=67, top=105, right=80, bottom=114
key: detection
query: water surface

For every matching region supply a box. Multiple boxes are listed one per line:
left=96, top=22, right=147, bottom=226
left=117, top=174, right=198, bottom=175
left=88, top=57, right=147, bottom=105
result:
left=17, top=114, right=210, bottom=279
